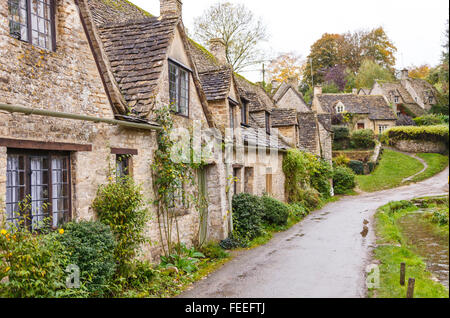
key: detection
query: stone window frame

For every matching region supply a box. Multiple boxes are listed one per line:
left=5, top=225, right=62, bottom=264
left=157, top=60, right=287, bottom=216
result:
left=169, top=60, right=190, bottom=118
left=336, top=102, right=345, bottom=114
left=111, top=148, right=137, bottom=179
left=5, top=149, right=71, bottom=231
left=378, top=125, right=389, bottom=134
left=8, top=0, right=57, bottom=52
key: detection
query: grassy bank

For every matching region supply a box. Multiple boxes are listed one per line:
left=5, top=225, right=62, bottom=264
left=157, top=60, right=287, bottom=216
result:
left=356, top=149, right=424, bottom=192
left=409, top=153, right=449, bottom=183
left=370, top=199, right=449, bottom=298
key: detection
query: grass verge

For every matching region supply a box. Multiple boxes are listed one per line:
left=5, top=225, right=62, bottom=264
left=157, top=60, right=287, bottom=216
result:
left=356, top=149, right=424, bottom=192
left=370, top=199, right=449, bottom=298
left=409, top=153, right=449, bottom=183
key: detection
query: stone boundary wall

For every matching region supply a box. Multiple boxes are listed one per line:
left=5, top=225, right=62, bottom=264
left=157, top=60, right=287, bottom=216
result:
left=393, top=139, right=448, bottom=154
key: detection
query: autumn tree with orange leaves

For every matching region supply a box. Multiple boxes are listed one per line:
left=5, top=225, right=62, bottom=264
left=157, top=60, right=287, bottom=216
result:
left=267, top=53, right=304, bottom=85
left=408, top=65, right=431, bottom=79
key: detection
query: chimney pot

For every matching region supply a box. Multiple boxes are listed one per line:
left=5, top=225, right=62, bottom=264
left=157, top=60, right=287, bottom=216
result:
left=401, top=68, right=409, bottom=80
left=314, top=86, right=322, bottom=96
left=160, top=0, right=182, bottom=18
left=209, top=38, right=227, bottom=64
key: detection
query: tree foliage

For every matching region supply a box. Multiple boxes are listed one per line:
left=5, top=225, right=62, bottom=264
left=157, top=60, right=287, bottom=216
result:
left=267, top=52, right=303, bottom=84
left=193, top=2, right=268, bottom=72
left=409, top=64, right=431, bottom=79
left=354, top=59, right=396, bottom=89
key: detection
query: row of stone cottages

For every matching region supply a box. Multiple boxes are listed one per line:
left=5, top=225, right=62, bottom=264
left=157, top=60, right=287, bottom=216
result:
left=0, top=0, right=334, bottom=259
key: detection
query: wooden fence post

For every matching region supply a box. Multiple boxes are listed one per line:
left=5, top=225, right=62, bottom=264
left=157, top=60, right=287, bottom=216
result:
left=400, top=263, right=406, bottom=286
left=407, top=278, right=415, bottom=298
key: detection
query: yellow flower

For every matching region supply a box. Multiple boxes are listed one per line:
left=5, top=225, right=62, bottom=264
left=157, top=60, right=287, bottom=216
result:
left=5, top=267, right=10, bottom=273
left=59, top=229, right=65, bottom=235
left=0, top=229, right=7, bottom=235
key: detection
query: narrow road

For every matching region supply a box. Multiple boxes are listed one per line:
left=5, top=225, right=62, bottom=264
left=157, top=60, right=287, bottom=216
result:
left=180, top=167, right=449, bottom=298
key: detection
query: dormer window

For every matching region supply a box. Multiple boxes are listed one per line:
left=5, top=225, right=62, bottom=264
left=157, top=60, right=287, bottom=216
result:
left=428, top=96, right=433, bottom=104
left=8, top=0, right=56, bottom=51
left=336, top=102, right=345, bottom=113
left=169, top=61, right=189, bottom=117
left=265, top=111, right=271, bottom=135
left=394, top=96, right=399, bottom=103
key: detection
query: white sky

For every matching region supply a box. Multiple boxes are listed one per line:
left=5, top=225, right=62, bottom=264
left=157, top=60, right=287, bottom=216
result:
left=130, top=0, right=449, bottom=82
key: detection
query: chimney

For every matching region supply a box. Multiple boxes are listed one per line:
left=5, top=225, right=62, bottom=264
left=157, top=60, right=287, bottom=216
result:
left=209, top=38, right=227, bottom=64
left=314, top=86, right=322, bottom=96
left=401, top=68, right=409, bottom=80
left=287, top=77, right=299, bottom=89
left=160, top=0, right=182, bottom=18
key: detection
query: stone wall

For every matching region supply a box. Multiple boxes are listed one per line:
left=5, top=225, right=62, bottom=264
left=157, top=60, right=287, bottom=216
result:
left=298, top=112, right=318, bottom=154
left=393, top=139, right=448, bottom=154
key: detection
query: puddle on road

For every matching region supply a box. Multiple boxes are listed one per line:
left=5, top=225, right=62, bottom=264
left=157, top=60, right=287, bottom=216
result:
left=397, top=212, right=449, bottom=289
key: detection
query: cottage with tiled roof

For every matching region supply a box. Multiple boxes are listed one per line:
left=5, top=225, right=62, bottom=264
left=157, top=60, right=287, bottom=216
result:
left=370, top=69, right=438, bottom=117
left=312, top=87, right=397, bottom=135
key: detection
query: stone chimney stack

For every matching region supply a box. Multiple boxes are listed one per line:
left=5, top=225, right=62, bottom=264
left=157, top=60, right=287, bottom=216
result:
left=287, top=77, right=299, bottom=89
left=314, top=86, right=322, bottom=96
left=160, top=0, right=182, bottom=18
left=401, top=68, right=409, bottom=80
left=209, top=38, right=227, bottom=64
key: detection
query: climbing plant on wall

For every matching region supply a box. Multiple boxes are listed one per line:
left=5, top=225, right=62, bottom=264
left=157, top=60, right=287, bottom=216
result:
left=152, top=105, right=207, bottom=257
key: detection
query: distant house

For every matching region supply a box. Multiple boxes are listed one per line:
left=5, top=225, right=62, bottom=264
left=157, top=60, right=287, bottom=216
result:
left=370, top=69, right=439, bottom=117
left=271, top=81, right=333, bottom=161
left=312, top=87, right=397, bottom=135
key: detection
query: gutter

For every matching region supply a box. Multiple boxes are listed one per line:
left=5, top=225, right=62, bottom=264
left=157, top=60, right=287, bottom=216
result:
left=0, top=103, right=161, bottom=131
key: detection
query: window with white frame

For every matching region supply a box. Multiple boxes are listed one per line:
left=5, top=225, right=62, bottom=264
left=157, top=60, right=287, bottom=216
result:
left=336, top=102, right=345, bottom=113
left=378, top=125, right=389, bottom=134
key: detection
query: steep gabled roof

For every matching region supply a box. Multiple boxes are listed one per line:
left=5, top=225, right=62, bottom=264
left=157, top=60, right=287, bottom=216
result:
left=272, top=82, right=307, bottom=105
left=234, top=75, right=272, bottom=113
left=376, top=81, right=415, bottom=104
left=97, top=17, right=179, bottom=116
left=404, top=78, right=439, bottom=101
left=198, top=68, right=233, bottom=101
left=317, top=94, right=396, bottom=120
left=87, top=0, right=152, bottom=25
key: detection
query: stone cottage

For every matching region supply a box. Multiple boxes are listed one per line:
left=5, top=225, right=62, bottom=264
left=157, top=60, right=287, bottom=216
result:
left=312, top=87, right=397, bottom=135
left=0, top=0, right=246, bottom=259
left=367, top=69, right=439, bottom=117
left=271, top=81, right=333, bottom=162
left=188, top=37, right=290, bottom=205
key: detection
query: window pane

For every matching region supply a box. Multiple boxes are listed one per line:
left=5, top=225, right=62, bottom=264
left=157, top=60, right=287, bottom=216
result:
left=8, top=0, right=28, bottom=41
left=52, top=156, right=69, bottom=228
left=30, top=156, right=49, bottom=230
left=6, top=155, right=26, bottom=227
left=30, top=0, right=53, bottom=50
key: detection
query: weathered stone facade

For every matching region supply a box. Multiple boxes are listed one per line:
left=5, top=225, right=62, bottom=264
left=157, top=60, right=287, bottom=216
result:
left=392, top=140, right=448, bottom=154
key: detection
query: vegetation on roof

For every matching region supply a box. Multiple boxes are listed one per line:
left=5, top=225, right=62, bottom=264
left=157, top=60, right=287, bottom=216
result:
left=188, top=38, right=219, bottom=64
left=234, top=72, right=256, bottom=86
left=101, top=0, right=153, bottom=17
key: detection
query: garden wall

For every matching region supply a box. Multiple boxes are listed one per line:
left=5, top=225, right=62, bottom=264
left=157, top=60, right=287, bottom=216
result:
left=392, top=140, right=448, bottom=154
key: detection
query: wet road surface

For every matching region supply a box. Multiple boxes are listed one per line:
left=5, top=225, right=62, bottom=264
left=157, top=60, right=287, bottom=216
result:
left=180, top=167, right=449, bottom=298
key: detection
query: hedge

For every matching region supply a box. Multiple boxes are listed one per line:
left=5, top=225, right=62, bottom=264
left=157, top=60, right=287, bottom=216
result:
left=413, top=114, right=449, bottom=126
left=348, top=160, right=365, bottom=175
left=382, top=125, right=449, bottom=144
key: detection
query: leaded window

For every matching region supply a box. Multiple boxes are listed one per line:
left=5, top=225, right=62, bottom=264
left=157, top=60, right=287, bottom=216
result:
left=6, top=150, right=70, bottom=231
left=169, top=62, right=189, bottom=117
left=8, top=0, right=56, bottom=51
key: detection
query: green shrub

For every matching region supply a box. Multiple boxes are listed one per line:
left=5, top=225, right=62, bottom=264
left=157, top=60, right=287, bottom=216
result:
left=283, top=149, right=332, bottom=206
left=414, top=114, right=449, bottom=126
left=367, top=161, right=376, bottom=173
left=350, top=129, right=376, bottom=149
left=348, top=160, right=365, bottom=175
left=0, top=227, right=89, bottom=298
left=160, top=243, right=205, bottom=274
left=333, top=166, right=356, bottom=194
left=57, top=221, right=116, bottom=297
left=261, top=196, right=290, bottom=226
left=382, top=125, right=449, bottom=145
left=93, top=175, right=150, bottom=277
left=219, top=234, right=248, bottom=250
left=232, top=193, right=264, bottom=240
left=333, top=126, right=350, bottom=140
left=200, top=243, right=229, bottom=259
left=287, top=203, right=308, bottom=219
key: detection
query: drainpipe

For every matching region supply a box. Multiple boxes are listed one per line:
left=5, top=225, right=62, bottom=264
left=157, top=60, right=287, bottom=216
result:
left=0, top=103, right=161, bottom=131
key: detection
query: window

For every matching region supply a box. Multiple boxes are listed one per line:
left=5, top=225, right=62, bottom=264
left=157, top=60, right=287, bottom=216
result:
left=379, top=125, right=388, bottom=134
left=229, top=105, right=235, bottom=130
left=169, top=61, right=189, bottom=117
left=265, top=112, right=271, bottom=135
left=6, top=150, right=70, bottom=230
left=116, top=155, right=130, bottom=179
left=357, top=123, right=365, bottom=130
left=336, top=103, right=345, bottom=113
left=394, top=96, right=399, bottom=103
left=8, top=0, right=56, bottom=51
left=241, top=101, right=248, bottom=126
left=428, top=96, right=434, bottom=104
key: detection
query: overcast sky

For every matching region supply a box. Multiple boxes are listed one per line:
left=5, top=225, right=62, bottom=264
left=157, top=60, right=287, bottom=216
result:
left=130, top=0, right=449, bottom=82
